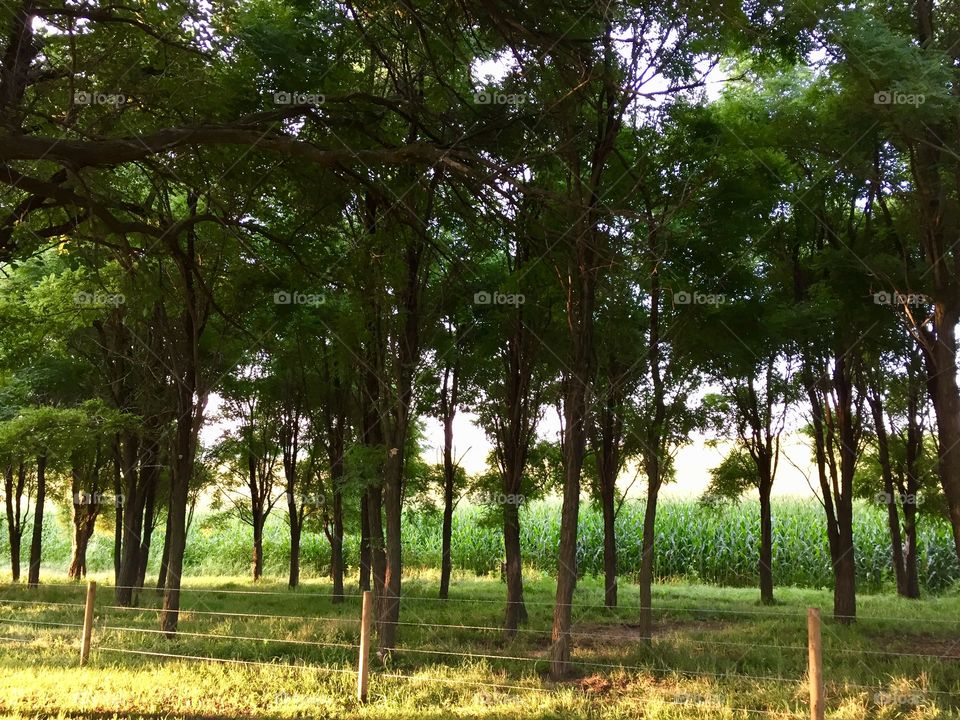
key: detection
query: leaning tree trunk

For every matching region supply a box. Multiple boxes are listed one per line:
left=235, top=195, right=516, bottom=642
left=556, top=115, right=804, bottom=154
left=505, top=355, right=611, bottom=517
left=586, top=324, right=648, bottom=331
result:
left=157, top=503, right=172, bottom=591
left=68, top=486, right=100, bottom=580
left=27, top=454, right=47, bottom=587
left=869, top=394, right=908, bottom=595
left=924, top=314, right=960, bottom=566
left=68, top=515, right=96, bottom=579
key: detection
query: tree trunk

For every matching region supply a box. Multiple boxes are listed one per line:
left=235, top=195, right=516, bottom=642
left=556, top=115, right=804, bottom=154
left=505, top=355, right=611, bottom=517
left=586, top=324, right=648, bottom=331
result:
left=288, top=514, right=301, bottom=588
left=366, top=486, right=387, bottom=638
left=600, top=470, right=617, bottom=609
left=439, top=360, right=458, bottom=600
left=903, top=384, right=922, bottom=600
left=157, top=504, right=171, bottom=592
left=439, top=451, right=455, bottom=600
left=550, top=410, right=587, bottom=678
left=902, top=498, right=920, bottom=599
left=638, top=473, right=661, bottom=640
left=331, top=482, right=344, bottom=602
left=758, top=481, right=774, bottom=605
left=112, top=437, right=123, bottom=586
left=27, top=454, right=46, bottom=587
left=9, top=533, right=20, bottom=582
left=833, top=519, right=857, bottom=622
left=252, top=515, right=264, bottom=581
left=379, top=446, right=403, bottom=653
left=68, top=460, right=100, bottom=581
left=136, top=478, right=157, bottom=591
left=161, top=388, right=203, bottom=635
left=502, top=499, right=527, bottom=634
left=923, top=315, right=960, bottom=566
left=359, top=494, right=371, bottom=591
left=116, top=431, right=145, bottom=605
left=326, top=398, right=346, bottom=602
left=68, top=517, right=95, bottom=579
left=4, top=461, right=24, bottom=582
left=833, top=356, right=858, bottom=623
left=868, top=393, right=908, bottom=595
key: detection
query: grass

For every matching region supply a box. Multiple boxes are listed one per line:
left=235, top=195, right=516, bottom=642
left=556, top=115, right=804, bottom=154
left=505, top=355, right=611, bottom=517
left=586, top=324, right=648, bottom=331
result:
left=1, top=569, right=959, bottom=719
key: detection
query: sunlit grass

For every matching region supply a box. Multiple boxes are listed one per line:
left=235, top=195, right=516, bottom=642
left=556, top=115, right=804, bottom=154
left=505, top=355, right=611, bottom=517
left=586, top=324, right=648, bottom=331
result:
left=0, top=573, right=958, bottom=718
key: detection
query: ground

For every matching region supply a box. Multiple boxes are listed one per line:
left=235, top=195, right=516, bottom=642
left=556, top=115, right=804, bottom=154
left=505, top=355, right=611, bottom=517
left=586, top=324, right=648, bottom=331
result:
left=1, top=569, right=958, bottom=719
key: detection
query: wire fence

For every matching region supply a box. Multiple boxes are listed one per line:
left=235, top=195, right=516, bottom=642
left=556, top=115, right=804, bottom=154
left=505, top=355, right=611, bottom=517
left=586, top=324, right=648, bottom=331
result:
left=0, top=580, right=958, bottom=718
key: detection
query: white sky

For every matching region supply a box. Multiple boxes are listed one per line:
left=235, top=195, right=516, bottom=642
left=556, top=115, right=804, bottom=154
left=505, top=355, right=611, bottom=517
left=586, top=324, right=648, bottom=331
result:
left=419, top=412, right=821, bottom=500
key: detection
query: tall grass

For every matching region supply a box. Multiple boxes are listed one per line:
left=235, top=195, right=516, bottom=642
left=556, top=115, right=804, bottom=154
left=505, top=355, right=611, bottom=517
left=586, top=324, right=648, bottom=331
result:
left=5, top=498, right=958, bottom=593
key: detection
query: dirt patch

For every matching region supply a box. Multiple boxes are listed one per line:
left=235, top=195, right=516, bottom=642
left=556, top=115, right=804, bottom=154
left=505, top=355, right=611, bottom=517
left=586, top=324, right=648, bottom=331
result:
left=885, top=636, right=960, bottom=659
left=569, top=673, right=635, bottom=695
left=570, top=619, right=730, bottom=650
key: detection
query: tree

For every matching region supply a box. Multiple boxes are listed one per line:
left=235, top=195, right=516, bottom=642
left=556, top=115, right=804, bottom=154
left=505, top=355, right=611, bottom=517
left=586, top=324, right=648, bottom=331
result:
left=215, top=363, right=282, bottom=582
left=586, top=278, right=645, bottom=609
left=857, top=341, right=940, bottom=598
left=702, top=350, right=794, bottom=605
left=829, top=2, right=960, bottom=565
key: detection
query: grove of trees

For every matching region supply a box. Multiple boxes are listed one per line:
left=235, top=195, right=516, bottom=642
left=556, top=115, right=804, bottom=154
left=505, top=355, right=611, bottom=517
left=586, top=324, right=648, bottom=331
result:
left=1, top=0, right=959, bottom=678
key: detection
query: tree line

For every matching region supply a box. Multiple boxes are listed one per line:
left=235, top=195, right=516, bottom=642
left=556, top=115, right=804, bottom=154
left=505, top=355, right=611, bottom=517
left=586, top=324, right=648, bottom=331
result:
left=0, top=0, right=958, bottom=678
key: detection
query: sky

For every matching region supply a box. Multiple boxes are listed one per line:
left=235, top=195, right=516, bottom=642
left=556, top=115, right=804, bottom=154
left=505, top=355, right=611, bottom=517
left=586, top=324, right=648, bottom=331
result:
left=418, top=412, right=822, bottom=500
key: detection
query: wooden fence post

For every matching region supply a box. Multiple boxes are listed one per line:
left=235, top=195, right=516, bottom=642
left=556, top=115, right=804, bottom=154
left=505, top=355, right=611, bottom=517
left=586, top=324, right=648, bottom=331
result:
left=807, top=607, right=824, bottom=720
left=80, top=580, right=96, bottom=666
left=357, top=589, right=373, bottom=703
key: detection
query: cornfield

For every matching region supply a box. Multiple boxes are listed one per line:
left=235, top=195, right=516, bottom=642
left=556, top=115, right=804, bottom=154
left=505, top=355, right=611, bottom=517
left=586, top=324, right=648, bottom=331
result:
left=11, top=498, right=959, bottom=593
